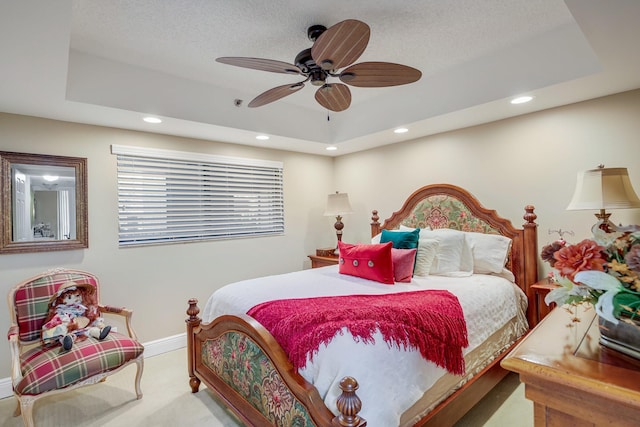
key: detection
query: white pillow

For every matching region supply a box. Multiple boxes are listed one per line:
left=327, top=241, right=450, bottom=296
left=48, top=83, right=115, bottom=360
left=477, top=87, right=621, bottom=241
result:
left=414, top=238, right=439, bottom=276
left=420, top=229, right=473, bottom=276
left=464, top=232, right=512, bottom=274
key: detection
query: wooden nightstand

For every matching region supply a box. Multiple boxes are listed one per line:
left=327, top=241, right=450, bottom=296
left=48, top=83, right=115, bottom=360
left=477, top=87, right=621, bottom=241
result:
left=308, top=248, right=339, bottom=268
left=308, top=254, right=339, bottom=268
left=530, top=278, right=559, bottom=328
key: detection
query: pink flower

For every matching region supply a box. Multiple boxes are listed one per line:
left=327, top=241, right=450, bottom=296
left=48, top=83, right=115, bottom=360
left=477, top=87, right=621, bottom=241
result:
left=540, top=240, right=566, bottom=267
left=553, top=239, right=606, bottom=281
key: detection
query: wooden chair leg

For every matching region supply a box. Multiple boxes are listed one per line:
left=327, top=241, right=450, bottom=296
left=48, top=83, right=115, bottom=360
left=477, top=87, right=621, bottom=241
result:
left=134, top=356, right=144, bottom=399
left=13, top=399, right=21, bottom=417
left=20, top=399, right=35, bottom=427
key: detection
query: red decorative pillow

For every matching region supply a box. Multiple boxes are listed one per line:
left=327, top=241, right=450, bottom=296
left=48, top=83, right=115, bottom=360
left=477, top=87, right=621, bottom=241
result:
left=392, top=248, right=417, bottom=282
left=338, top=241, right=395, bottom=284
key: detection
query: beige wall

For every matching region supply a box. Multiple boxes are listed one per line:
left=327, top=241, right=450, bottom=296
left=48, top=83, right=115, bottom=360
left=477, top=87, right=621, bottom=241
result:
left=334, top=89, right=640, bottom=256
left=2, top=89, right=640, bottom=381
left=0, top=114, right=336, bottom=378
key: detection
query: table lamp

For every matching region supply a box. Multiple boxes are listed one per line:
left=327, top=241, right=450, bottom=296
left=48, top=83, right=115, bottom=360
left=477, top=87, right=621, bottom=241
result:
left=566, top=165, right=640, bottom=233
left=324, top=191, right=353, bottom=251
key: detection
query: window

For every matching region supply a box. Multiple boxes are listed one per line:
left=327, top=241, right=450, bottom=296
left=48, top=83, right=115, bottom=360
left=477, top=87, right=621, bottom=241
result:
left=111, top=145, right=284, bottom=247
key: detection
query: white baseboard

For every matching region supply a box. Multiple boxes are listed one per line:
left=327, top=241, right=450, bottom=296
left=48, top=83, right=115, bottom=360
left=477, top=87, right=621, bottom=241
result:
left=0, top=377, right=12, bottom=401
left=141, top=332, right=186, bottom=358
left=0, top=332, right=186, bottom=400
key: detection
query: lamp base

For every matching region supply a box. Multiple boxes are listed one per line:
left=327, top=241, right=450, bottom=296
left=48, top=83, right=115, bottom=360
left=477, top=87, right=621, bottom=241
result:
left=333, top=214, right=344, bottom=255
left=594, top=210, right=616, bottom=233
left=591, top=211, right=623, bottom=245
left=592, top=220, right=617, bottom=236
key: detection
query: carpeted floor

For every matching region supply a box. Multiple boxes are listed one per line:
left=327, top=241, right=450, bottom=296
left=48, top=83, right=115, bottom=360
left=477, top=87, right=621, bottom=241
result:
left=0, top=348, right=532, bottom=426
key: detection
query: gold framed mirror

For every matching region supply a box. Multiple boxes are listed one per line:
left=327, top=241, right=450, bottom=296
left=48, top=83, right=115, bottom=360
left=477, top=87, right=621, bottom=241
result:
left=1, top=151, right=88, bottom=254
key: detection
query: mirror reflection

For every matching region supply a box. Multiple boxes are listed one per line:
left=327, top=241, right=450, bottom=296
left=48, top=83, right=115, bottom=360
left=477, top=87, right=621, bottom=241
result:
left=11, top=164, right=77, bottom=241
left=1, top=151, right=88, bottom=254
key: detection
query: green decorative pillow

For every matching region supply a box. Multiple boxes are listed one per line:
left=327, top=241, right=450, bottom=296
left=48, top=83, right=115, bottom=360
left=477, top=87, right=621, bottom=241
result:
left=380, top=228, right=420, bottom=249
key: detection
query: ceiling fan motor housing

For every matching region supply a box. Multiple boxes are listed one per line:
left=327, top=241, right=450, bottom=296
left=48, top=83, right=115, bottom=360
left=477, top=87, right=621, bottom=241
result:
left=307, top=24, right=326, bottom=42
left=294, top=48, right=316, bottom=73
left=294, top=48, right=327, bottom=85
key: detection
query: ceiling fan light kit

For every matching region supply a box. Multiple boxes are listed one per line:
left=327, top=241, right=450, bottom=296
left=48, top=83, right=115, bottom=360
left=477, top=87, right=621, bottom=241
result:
left=216, top=19, right=422, bottom=112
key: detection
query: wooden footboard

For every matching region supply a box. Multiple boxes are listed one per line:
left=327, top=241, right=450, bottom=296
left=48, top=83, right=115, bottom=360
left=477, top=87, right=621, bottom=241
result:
left=186, top=298, right=521, bottom=427
left=186, top=299, right=366, bottom=427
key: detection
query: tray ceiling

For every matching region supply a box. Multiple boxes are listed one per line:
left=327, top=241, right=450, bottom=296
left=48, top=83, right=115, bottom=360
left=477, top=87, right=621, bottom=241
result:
left=1, top=1, right=640, bottom=155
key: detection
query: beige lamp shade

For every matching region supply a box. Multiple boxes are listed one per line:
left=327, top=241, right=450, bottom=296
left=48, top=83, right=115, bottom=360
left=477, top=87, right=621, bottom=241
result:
left=567, top=167, right=640, bottom=211
left=324, top=192, right=354, bottom=216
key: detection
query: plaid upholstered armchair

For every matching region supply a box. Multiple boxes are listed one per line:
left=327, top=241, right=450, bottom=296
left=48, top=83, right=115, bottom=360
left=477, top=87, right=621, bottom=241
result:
left=7, top=268, right=144, bottom=427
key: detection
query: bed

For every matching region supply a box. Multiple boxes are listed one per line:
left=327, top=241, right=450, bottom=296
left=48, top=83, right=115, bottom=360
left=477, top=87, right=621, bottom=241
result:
left=186, top=183, right=539, bottom=426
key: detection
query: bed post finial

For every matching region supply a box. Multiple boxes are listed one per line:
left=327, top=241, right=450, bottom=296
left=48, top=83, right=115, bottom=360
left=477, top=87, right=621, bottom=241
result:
left=332, top=376, right=367, bottom=426
left=523, top=205, right=537, bottom=226
left=187, top=298, right=201, bottom=324
left=371, top=210, right=381, bottom=238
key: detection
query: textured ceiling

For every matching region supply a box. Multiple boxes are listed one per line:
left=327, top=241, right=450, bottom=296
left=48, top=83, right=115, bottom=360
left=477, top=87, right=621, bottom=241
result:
left=69, top=0, right=572, bottom=99
left=2, top=1, right=640, bottom=155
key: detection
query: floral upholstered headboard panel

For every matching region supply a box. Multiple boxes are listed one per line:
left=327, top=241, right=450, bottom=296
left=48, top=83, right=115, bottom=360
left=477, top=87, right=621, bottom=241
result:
left=397, top=195, right=501, bottom=234
left=372, top=184, right=518, bottom=238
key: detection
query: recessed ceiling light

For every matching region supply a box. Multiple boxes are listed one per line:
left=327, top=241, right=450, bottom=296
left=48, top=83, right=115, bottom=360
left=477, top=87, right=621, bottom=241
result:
left=394, top=127, right=409, bottom=134
left=256, top=135, right=270, bottom=140
left=43, top=175, right=59, bottom=182
left=143, top=117, right=162, bottom=123
left=510, top=96, right=533, bottom=105
left=326, top=146, right=338, bottom=151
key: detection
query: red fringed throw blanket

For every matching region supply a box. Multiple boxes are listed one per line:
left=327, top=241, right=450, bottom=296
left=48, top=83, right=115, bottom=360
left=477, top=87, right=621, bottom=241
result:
left=247, top=290, right=468, bottom=375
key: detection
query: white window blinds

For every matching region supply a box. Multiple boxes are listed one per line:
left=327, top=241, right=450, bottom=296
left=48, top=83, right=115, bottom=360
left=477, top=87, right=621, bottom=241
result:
left=111, top=145, right=284, bottom=246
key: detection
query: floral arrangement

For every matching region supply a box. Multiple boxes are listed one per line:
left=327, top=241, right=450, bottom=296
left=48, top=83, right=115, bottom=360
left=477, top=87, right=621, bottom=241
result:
left=540, top=229, right=640, bottom=324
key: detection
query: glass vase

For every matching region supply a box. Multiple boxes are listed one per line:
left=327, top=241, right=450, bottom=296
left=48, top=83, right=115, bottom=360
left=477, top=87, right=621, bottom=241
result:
left=598, top=315, right=640, bottom=360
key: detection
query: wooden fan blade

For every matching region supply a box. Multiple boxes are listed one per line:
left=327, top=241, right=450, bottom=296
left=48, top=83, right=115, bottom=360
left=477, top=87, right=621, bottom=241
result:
left=311, top=20, right=370, bottom=71
left=314, top=83, right=351, bottom=112
left=216, top=57, right=302, bottom=74
left=248, top=82, right=305, bottom=108
left=339, top=62, right=422, bottom=87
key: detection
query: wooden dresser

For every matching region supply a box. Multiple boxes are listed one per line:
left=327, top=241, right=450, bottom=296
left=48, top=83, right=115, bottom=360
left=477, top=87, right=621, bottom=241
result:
left=502, top=304, right=640, bottom=427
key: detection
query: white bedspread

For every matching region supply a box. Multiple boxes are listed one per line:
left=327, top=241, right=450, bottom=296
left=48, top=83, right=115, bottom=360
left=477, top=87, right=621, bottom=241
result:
left=203, top=265, right=527, bottom=427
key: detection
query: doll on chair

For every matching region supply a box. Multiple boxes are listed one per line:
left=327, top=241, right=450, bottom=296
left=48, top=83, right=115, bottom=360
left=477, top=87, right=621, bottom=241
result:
left=42, top=281, right=111, bottom=351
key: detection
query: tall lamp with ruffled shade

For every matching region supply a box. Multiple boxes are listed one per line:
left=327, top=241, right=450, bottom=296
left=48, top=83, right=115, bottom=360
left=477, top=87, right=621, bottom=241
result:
left=567, top=165, right=640, bottom=234
left=324, top=191, right=353, bottom=252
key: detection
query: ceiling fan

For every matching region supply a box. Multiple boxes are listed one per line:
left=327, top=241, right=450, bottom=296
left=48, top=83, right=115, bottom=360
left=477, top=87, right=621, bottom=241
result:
left=216, top=19, right=422, bottom=112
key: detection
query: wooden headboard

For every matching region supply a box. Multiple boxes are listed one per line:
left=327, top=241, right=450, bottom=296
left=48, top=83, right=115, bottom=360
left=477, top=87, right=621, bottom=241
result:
left=370, top=184, right=538, bottom=322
